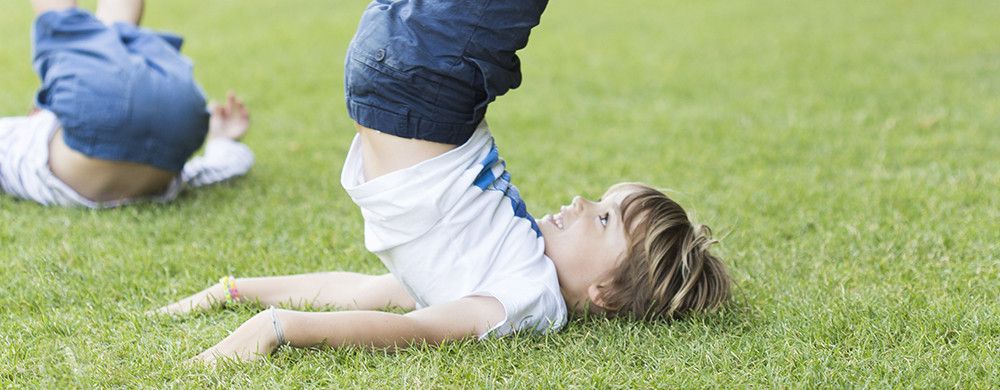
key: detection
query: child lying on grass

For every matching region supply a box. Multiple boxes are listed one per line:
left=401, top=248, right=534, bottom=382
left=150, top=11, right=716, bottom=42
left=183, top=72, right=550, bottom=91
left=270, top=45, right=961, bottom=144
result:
left=155, top=0, right=731, bottom=363
left=1, top=0, right=253, bottom=208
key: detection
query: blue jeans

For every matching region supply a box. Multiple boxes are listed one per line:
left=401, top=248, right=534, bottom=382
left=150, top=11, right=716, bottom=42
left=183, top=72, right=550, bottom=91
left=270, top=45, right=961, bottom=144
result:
left=345, top=0, right=549, bottom=145
left=33, top=9, right=208, bottom=172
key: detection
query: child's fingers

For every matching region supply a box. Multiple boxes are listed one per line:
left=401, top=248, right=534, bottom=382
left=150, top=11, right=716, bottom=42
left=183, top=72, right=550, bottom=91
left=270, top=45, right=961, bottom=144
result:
left=234, top=98, right=249, bottom=119
left=186, top=353, right=216, bottom=366
left=210, top=102, right=226, bottom=119
left=220, top=99, right=232, bottom=117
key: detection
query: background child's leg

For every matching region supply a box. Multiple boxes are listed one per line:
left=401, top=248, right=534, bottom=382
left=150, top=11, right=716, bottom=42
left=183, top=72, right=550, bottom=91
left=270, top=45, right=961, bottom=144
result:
left=155, top=272, right=416, bottom=315
left=31, top=0, right=75, bottom=16
left=95, top=0, right=143, bottom=26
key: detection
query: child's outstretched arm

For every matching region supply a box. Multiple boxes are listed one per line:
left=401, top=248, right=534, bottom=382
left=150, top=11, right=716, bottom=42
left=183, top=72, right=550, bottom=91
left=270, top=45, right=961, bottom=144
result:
left=192, top=296, right=504, bottom=364
left=153, top=272, right=415, bottom=315
left=181, top=92, right=254, bottom=188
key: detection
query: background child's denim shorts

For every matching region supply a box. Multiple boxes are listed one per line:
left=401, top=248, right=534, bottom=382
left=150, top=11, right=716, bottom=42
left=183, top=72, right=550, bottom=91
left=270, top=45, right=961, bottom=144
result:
left=32, top=9, right=209, bottom=172
left=345, top=0, right=549, bottom=145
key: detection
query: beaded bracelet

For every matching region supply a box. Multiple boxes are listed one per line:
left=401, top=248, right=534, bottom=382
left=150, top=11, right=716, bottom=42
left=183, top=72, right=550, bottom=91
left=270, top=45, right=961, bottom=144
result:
left=219, top=275, right=239, bottom=304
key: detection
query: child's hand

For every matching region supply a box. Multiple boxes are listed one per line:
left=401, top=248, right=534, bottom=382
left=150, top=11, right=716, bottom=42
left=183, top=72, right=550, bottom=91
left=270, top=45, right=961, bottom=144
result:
left=190, top=310, right=281, bottom=365
left=147, top=283, right=227, bottom=316
left=207, top=91, right=250, bottom=141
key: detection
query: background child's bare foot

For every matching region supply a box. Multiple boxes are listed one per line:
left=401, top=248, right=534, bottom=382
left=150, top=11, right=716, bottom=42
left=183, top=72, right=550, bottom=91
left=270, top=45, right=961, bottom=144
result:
left=190, top=310, right=279, bottom=364
left=208, top=91, right=250, bottom=141
left=148, top=283, right=227, bottom=316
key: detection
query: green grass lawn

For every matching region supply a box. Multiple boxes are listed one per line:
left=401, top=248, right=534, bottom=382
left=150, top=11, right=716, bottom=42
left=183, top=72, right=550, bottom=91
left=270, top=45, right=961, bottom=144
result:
left=2, top=0, right=998, bottom=386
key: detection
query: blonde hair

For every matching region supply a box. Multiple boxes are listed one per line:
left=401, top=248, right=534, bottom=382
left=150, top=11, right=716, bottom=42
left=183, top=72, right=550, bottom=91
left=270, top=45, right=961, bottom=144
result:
left=598, top=183, right=731, bottom=320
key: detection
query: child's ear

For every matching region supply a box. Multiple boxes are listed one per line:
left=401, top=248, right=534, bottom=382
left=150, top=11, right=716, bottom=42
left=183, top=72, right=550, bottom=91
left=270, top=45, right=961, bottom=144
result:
left=587, top=283, right=612, bottom=310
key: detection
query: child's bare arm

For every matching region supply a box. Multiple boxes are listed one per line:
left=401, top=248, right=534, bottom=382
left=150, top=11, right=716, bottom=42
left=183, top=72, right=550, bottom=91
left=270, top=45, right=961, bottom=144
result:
left=153, top=272, right=415, bottom=315
left=192, top=296, right=505, bottom=364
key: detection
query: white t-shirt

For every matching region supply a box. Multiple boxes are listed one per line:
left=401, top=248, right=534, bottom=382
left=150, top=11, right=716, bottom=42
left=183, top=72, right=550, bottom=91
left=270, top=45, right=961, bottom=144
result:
left=0, top=110, right=254, bottom=208
left=340, top=121, right=567, bottom=337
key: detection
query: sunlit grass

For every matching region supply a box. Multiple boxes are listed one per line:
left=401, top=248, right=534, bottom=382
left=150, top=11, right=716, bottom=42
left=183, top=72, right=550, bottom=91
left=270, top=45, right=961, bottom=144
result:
left=1, top=0, right=997, bottom=386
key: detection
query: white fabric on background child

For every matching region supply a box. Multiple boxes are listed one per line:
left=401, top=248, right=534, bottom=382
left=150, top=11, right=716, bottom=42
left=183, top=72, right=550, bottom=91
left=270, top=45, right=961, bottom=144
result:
left=0, top=110, right=253, bottom=208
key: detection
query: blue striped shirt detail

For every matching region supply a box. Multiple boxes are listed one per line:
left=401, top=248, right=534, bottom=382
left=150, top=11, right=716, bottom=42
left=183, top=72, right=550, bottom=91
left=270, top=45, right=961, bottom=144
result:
left=473, top=144, right=541, bottom=237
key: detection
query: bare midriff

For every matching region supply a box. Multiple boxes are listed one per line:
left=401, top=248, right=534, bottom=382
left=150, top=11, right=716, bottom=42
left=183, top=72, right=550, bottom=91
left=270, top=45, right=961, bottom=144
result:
left=355, top=122, right=457, bottom=181
left=48, top=129, right=176, bottom=203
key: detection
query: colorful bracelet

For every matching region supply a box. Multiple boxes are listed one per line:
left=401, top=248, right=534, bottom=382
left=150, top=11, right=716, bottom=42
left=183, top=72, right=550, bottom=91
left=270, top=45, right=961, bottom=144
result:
left=219, top=275, right=239, bottom=304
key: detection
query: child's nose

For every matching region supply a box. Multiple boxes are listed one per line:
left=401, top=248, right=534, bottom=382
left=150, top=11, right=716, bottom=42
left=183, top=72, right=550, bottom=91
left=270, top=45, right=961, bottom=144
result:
left=571, top=196, right=587, bottom=209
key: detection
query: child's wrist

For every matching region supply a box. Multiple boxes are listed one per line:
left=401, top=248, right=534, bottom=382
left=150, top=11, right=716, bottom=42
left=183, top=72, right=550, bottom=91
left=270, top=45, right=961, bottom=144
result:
left=251, top=309, right=284, bottom=351
left=218, top=275, right=239, bottom=305
left=268, top=307, right=289, bottom=347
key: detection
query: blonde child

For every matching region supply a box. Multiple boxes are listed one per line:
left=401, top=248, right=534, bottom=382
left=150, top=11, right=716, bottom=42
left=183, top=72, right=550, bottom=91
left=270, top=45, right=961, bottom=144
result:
left=156, top=0, right=731, bottom=362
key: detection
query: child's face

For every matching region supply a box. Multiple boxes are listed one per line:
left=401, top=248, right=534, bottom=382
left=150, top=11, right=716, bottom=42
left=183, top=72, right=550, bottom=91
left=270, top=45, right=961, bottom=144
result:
left=538, top=183, right=642, bottom=310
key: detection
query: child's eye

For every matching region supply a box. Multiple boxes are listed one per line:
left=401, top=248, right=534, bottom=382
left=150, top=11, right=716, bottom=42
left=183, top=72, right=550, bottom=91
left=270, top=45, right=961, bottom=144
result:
left=599, top=213, right=609, bottom=227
